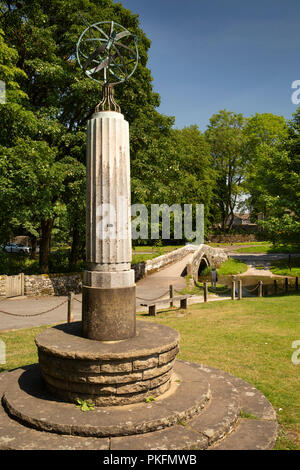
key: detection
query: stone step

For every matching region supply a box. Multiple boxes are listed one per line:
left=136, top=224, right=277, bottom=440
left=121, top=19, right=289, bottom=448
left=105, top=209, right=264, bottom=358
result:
left=1, top=361, right=210, bottom=438
left=0, top=361, right=278, bottom=450
left=211, top=418, right=278, bottom=450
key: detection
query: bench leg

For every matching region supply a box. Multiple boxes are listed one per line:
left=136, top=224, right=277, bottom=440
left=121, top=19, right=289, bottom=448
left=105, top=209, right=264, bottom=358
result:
left=180, top=298, right=187, bottom=309
left=149, top=305, right=156, bottom=316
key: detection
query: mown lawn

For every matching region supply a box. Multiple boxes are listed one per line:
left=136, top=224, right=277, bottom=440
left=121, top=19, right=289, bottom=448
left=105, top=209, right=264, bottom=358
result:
left=137, top=294, right=300, bottom=450
left=235, top=244, right=300, bottom=254
left=1, top=295, right=299, bottom=449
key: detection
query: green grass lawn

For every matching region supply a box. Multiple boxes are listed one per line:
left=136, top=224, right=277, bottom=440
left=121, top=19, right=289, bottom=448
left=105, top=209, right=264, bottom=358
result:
left=235, top=244, right=300, bottom=254
left=200, top=257, right=248, bottom=276
left=137, top=294, right=300, bottom=450
left=1, top=294, right=299, bottom=449
left=270, top=257, right=300, bottom=277
left=208, top=241, right=270, bottom=248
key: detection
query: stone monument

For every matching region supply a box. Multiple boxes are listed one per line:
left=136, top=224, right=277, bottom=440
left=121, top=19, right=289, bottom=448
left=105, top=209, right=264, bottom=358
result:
left=0, top=21, right=278, bottom=450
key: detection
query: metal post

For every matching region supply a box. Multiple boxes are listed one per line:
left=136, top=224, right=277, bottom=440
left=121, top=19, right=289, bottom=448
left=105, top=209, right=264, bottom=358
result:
left=67, top=292, right=74, bottom=323
left=285, top=277, right=289, bottom=294
left=274, top=279, right=277, bottom=295
left=180, top=298, right=187, bottom=309
left=238, top=280, right=242, bottom=300
left=264, top=284, right=268, bottom=296
left=203, top=282, right=208, bottom=303
left=231, top=280, right=236, bottom=300
left=258, top=281, right=263, bottom=298
left=169, top=284, right=174, bottom=308
left=149, top=305, right=156, bottom=316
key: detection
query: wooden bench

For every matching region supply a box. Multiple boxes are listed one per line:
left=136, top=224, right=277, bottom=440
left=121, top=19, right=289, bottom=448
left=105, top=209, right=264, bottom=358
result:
left=140, top=295, right=192, bottom=316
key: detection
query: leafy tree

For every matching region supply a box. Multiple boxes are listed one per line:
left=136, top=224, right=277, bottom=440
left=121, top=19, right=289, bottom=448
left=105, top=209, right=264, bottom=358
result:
left=0, top=0, right=175, bottom=271
left=243, top=112, right=300, bottom=245
left=205, top=110, right=246, bottom=230
left=242, top=112, right=289, bottom=219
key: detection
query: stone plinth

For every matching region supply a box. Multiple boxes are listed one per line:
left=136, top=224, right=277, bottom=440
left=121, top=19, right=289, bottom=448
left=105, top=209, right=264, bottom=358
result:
left=35, top=321, right=180, bottom=406
left=82, top=110, right=136, bottom=341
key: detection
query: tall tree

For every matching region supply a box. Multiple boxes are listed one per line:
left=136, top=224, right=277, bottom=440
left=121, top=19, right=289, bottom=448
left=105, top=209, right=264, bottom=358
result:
left=0, top=0, right=175, bottom=270
left=242, top=112, right=289, bottom=220
left=242, top=111, right=300, bottom=245
left=205, top=109, right=246, bottom=230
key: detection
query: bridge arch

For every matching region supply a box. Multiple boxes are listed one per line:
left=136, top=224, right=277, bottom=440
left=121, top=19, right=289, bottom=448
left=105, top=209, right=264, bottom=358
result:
left=186, top=244, right=228, bottom=282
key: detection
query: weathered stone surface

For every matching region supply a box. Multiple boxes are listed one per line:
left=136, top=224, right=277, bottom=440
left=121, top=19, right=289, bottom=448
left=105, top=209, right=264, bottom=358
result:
left=1, top=361, right=210, bottom=438
left=212, top=419, right=278, bottom=450
left=82, top=285, right=136, bottom=341
left=159, top=347, right=179, bottom=365
left=133, top=356, right=158, bottom=371
left=100, top=361, right=133, bottom=374
left=111, top=425, right=209, bottom=450
left=35, top=320, right=180, bottom=360
left=85, top=111, right=132, bottom=268
left=143, top=360, right=174, bottom=380
left=25, top=273, right=82, bottom=296
left=188, top=372, right=240, bottom=444
left=187, top=362, right=277, bottom=422
left=150, top=370, right=172, bottom=389
left=36, top=320, right=180, bottom=406
left=86, top=372, right=143, bottom=384
left=0, top=361, right=278, bottom=450
left=116, top=379, right=152, bottom=395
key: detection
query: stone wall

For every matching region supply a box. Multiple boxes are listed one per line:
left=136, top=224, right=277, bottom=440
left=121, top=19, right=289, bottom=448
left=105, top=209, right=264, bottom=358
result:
left=24, top=273, right=83, bottom=296
left=207, top=233, right=262, bottom=243
left=144, top=245, right=198, bottom=275
left=0, top=273, right=83, bottom=297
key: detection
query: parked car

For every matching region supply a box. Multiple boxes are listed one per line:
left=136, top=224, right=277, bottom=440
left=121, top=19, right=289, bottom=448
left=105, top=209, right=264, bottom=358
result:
left=2, top=243, right=31, bottom=254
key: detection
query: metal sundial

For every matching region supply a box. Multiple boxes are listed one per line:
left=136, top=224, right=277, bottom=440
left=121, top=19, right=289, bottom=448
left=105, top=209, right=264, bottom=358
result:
left=76, top=20, right=139, bottom=112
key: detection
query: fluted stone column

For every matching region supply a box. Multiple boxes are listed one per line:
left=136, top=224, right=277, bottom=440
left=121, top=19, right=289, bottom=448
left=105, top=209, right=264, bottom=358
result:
left=82, top=110, right=136, bottom=341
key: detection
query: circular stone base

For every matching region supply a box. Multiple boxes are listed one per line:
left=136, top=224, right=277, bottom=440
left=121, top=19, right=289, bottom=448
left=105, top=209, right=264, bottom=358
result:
left=35, top=320, right=180, bottom=406
left=2, top=361, right=210, bottom=438
left=0, top=361, right=278, bottom=450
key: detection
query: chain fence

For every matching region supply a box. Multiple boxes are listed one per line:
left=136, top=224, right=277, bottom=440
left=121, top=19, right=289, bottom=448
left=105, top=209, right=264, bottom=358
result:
left=136, top=289, right=171, bottom=302
left=243, top=283, right=260, bottom=294
left=0, top=298, right=68, bottom=317
left=0, top=275, right=298, bottom=319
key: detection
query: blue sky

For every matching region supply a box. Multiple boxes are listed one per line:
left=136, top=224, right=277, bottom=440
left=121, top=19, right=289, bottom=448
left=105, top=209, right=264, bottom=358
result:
left=116, top=0, right=300, bottom=131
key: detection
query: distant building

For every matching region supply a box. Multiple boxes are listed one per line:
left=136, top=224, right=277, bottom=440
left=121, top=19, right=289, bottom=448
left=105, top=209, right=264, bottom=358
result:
left=229, top=213, right=252, bottom=226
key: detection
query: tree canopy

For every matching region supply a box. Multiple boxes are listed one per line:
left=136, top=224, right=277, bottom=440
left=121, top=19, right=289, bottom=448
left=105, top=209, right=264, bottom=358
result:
left=0, top=0, right=299, bottom=274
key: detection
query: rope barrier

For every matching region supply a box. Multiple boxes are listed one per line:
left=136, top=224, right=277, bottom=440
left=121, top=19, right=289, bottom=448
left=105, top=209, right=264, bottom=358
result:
left=0, top=298, right=68, bottom=317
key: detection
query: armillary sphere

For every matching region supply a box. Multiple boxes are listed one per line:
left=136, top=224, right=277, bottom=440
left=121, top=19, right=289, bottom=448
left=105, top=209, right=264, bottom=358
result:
left=76, top=20, right=139, bottom=112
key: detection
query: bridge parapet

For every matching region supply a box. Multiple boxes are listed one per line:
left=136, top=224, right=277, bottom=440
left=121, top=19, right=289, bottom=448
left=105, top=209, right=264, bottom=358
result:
left=187, top=244, right=228, bottom=280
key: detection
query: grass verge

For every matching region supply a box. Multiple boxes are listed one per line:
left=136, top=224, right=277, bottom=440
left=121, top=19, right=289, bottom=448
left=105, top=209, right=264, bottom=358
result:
left=137, top=294, right=300, bottom=450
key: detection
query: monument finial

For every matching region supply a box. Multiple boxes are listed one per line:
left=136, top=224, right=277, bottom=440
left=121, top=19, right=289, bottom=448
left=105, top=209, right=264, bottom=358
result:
left=76, top=20, right=139, bottom=113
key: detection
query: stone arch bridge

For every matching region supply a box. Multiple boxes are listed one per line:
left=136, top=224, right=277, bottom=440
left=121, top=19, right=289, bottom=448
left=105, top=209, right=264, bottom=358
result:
left=139, top=244, right=228, bottom=282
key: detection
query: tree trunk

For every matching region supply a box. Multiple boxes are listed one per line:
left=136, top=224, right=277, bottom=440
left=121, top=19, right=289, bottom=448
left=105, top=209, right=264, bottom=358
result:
left=69, top=225, right=81, bottom=270
left=29, top=234, right=37, bottom=259
left=39, top=219, right=54, bottom=273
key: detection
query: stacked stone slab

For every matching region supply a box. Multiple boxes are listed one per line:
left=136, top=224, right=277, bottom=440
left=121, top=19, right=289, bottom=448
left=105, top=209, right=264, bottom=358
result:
left=36, top=322, right=179, bottom=406
left=0, top=360, right=278, bottom=449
